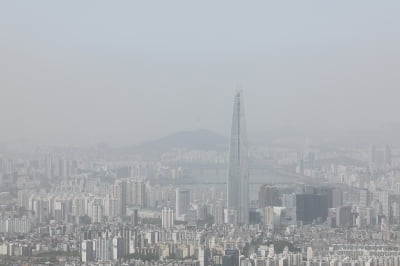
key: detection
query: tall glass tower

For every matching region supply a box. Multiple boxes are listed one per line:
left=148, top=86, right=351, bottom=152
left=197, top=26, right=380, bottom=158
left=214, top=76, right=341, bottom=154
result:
left=227, top=91, right=249, bottom=224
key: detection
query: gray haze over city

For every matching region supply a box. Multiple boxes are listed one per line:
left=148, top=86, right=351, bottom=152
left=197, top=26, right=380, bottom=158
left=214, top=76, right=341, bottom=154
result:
left=1, top=1, right=400, bottom=146
left=2, top=2, right=400, bottom=266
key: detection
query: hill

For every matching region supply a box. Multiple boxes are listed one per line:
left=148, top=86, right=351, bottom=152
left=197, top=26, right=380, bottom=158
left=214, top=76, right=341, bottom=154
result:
left=120, top=129, right=228, bottom=158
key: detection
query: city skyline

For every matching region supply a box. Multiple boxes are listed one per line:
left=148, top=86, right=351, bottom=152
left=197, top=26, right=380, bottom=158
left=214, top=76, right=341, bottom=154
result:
left=1, top=2, right=400, bottom=265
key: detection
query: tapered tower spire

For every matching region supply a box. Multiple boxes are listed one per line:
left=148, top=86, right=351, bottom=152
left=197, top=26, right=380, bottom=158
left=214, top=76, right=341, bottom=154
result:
left=227, top=91, right=249, bottom=224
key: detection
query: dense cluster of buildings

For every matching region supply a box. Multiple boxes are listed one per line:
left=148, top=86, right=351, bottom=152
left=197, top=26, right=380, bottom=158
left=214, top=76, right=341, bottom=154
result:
left=0, top=93, right=399, bottom=265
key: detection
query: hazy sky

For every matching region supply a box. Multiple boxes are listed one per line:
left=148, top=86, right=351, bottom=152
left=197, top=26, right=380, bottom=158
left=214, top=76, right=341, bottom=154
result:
left=1, top=1, right=400, bottom=145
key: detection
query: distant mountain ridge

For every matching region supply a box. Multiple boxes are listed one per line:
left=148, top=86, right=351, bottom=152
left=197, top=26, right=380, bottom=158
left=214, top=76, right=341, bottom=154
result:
left=123, top=129, right=228, bottom=155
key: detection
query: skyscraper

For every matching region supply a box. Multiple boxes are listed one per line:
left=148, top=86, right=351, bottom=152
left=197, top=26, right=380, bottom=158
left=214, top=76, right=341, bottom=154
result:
left=175, top=188, right=190, bottom=221
left=258, top=184, right=280, bottom=208
left=227, top=91, right=249, bottom=224
left=296, top=193, right=329, bottom=224
left=336, top=206, right=353, bottom=227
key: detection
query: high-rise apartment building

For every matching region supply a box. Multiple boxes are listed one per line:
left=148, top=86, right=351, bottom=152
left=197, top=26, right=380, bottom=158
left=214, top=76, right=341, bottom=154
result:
left=213, top=202, right=225, bottom=225
left=113, top=179, right=127, bottom=217
left=81, top=240, right=94, bottom=262
left=126, top=178, right=146, bottom=207
left=176, top=188, right=190, bottom=221
left=161, top=207, right=174, bottom=228
left=264, top=207, right=274, bottom=226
